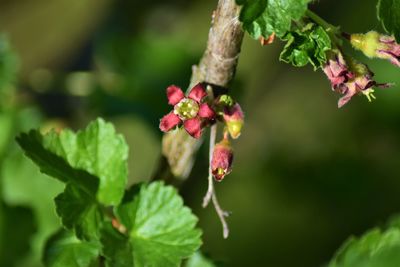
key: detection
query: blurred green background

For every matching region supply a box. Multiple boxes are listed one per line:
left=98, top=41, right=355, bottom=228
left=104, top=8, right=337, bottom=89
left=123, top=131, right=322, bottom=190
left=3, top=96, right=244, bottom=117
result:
left=1, top=0, right=400, bottom=266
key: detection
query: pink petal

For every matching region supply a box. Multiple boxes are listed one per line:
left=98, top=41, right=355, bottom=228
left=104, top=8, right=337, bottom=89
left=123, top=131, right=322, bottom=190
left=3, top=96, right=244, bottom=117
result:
left=183, top=117, right=202, bottom=138
left=166, top=85, right=185, bottom=105
left=338, top=95, right=352, bottom=108
left=198, top=103, right=215, bottom=119
left=338, top=85, right=356, bottom=108
left=159, top=112, right=181, bottom=132
left=188, top=83, right=207, bottom=103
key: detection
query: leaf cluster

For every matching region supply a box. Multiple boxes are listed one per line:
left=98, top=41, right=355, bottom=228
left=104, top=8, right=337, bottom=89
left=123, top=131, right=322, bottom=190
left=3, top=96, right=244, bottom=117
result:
left=236, top=0, right=311, bottom=39
left=280, top=23, right=331, bottom=70
left=16, top=118, right=202, bottom=266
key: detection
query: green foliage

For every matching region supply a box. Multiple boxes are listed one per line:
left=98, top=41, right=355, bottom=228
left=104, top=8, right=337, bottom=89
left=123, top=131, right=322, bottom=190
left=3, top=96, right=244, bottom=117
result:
left=44, top=230, right=100, bottom=267
left=329, top=216, right=400, bottom=267
left=55, top=184, right=103, bottom=240
left=185, top=252, right=216, bottom=267
left=16, top=118, right=202, bottom=266
left=41, top=118, right=128, bottom=206
left=0, top=111, right=14, bottom=157
left=280, top=23, right=332, bottom=70
left=377, top=0, right=400, bottom=42
left=104, top=182, right=202, bottom=267
left=100, top=223, right=133, bottom=267
left=236, top=0, right=311, bottom=39
left=16, top=118, right=129, bottom=240
left=0, top=201, right=36, bottom=267
left=0, top=34, right=18, bottom=100
left=1, top=149, right=63, bottom=266
left=16, top=118, right=128, bottom=206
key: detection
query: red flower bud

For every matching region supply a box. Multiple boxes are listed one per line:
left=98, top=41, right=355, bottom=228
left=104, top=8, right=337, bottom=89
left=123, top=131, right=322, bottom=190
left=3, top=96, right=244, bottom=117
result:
left=211, top=139, right=233, bottom=181
left=223, top=103, right=244, bottom=139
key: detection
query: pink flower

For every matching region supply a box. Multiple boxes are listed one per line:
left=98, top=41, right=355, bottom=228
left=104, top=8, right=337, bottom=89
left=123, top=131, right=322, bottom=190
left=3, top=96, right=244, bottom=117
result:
left=323, top=50, right=391, bottom=108
left=323, top=50, right=354, bottom=89
left=336, top=60, right=391, bottom=108
left=159, top=83, right=216, bottom=138
left=223, top=103, right=244, bottom=139
left=351, top=31, right=400, bottom=67
left=211, top=139, right=233, bottom=181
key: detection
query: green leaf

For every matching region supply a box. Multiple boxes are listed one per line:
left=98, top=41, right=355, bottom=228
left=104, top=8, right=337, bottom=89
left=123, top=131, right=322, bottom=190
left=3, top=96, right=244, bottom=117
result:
left=185, top=252, right=216, bottom=267
left=377, top=0, right=400, bottom=42
left=329, top=216, right=400, bottom=267
left=55, top=184, right=103, bottom=240
left=110, top=181, right=202, bottom=267
left=100, top=223, right=133, bottom=267
left=16, top=118, right=129, bottom=206
left=237, top=0, right=312, bottom=38
left=279, top=23, right=332, bottom=70
left=16, top=118, right=128, bottom=240
left=43, top=230, right=100, bottom=267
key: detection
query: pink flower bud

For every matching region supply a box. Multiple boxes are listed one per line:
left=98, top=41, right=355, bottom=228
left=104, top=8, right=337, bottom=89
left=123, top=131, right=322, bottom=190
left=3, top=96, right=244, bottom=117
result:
left=223, top=103, right=244, bottom=139
left=211, top=139, right=233, bottom=181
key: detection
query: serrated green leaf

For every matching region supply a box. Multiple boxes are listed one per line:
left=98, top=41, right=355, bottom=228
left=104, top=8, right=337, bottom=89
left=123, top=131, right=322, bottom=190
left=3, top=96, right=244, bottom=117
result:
left=43, top=230, right=100, bottom=267
left=16, top=118, right=129, bottom=206
left=42, top=118, right=129, bottom=205
left=16, top=118, right=129, bottom=240
left=377, top=0, right=400, bottom=42
left=16, top=129, right=99, bottom=196
left=55, top=184, right=103, bottom=240
left=279, top=24, right=332, bottom=70
left=112, top=181, right=202, bottom=267
left=329, top=216, right=400, bottom=267
left=100, top=223, right=133, bottom=267
left=237, top=0, right=312, bottom=38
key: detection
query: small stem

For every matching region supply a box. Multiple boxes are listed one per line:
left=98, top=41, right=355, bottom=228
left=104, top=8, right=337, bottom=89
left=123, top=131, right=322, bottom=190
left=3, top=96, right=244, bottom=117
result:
left=341, top=32, right=351, bottom=40
left=305, top=9, right=343, bottom=45
left=212, top=190, right=230, bottom=239
left=202, top=121, right=230, bottom=238
left=305, top=10, right=335, bottom=31
left=202, top=124, right=217, bottom=207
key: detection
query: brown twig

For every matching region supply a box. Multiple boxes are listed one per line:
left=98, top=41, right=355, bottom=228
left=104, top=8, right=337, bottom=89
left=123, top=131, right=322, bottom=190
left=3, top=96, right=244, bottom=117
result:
left=202, top=123, right=231, bottom=238
left=158, top=0, right=244, bottom=181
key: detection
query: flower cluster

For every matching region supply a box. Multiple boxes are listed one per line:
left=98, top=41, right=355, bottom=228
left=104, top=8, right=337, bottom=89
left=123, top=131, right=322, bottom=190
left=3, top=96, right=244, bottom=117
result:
left=211, top=95, right=244, bottom=181
left=323, top=49, right=391, bottom=108
left=160, top=83, right=244, bottom=181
